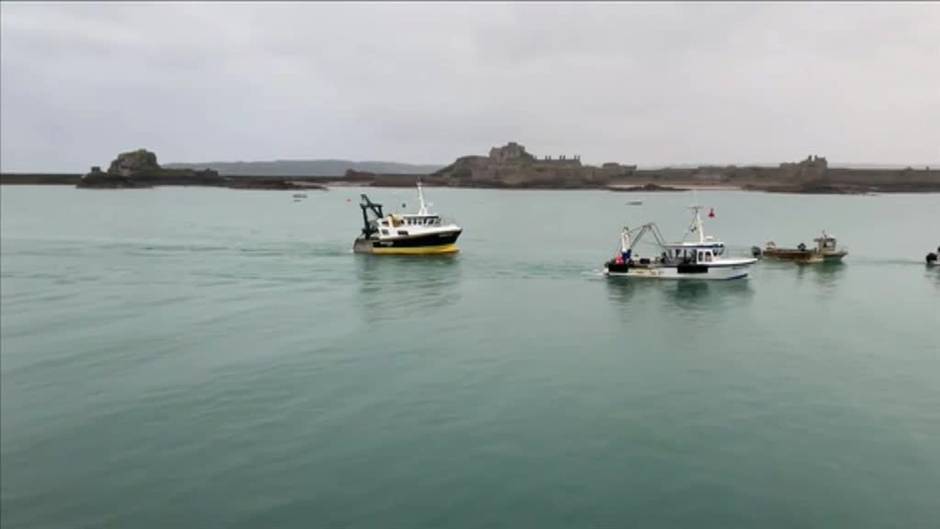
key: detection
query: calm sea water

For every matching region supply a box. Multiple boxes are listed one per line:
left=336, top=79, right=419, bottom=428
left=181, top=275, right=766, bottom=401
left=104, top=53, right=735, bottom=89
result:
left=1, top=185, right=938, bottom=528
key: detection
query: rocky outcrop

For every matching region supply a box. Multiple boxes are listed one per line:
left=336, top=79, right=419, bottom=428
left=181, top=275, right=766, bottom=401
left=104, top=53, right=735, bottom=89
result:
left=78, top=149, right=227, bottom=188
left=107, top=149, right=159, bottom=176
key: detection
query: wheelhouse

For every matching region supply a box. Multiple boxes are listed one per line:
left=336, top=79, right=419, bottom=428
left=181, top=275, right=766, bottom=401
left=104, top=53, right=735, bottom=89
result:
left=663, top=242, right=726, bottom=263
left=815, top=236, right=837, bottom=252
left=375, top=214, right=444, bottom=229
left=398, top=215, right=442, bottom=227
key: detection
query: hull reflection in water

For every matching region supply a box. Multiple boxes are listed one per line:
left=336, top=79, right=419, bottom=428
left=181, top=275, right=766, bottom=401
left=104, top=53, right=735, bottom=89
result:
left=354, top=253, right=461, bottom=320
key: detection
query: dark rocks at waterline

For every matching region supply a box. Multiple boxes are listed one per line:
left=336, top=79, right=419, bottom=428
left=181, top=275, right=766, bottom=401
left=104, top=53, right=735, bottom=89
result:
left=227, top=179, right=327, bottom=190
left=78, top=167, right=151, bottom=188
left=606, top=183, right=687, bottom=192
left=741, top=181, right=940, bottom=194
left=77, top=167, right=226, bottom=188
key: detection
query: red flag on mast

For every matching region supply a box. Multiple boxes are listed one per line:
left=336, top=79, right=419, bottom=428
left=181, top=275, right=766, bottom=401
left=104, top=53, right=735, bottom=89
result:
left=708, top=208, right=715, bottom=218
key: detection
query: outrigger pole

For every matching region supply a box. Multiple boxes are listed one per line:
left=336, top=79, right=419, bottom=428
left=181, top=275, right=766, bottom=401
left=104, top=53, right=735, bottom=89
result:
left=359, top=194, right=384, bottom=237
left=620, top=223, right=669, bottom=252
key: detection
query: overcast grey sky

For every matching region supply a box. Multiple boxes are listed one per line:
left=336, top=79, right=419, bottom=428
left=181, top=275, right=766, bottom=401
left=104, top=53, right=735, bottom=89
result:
left=1, top=1, right=938, bottom=171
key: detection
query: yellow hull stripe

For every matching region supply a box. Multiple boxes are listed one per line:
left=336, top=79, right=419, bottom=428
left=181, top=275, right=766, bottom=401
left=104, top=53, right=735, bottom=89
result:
left=368, top=243, right=459, bottom=255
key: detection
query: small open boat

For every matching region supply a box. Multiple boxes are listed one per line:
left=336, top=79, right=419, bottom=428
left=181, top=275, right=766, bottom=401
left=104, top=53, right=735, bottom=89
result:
left=754, top=231, right=847, bottom=263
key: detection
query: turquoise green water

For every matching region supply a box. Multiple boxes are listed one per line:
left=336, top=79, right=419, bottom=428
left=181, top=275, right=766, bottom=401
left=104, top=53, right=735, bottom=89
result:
left=2, top=186, right=938, bottom=528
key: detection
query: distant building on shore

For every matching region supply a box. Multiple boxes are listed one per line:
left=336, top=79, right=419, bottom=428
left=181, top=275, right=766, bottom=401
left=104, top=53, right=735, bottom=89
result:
left=488, top=142, right=535, bottom=163
left=779, top=154, right=829, bottom=180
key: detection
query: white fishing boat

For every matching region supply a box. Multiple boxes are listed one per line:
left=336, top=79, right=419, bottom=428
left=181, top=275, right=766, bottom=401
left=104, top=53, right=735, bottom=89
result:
left=604, top=205, right=756, bottom=280
left=353, top=181, right=462, bottom=255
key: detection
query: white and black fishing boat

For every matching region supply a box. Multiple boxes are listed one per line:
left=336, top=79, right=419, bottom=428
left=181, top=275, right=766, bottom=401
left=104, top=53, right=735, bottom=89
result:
left=604, top=205, right=757, bottom=280
left=353, top=181, right=462, bottom=255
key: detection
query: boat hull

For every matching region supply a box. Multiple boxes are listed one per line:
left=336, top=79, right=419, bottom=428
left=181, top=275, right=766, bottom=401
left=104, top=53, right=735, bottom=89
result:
left=353, top=230, right=461, bottom=255
left=605, top=260, right=754, bottom=280
left=762, top=248, right=847, bottom=263
left=762, top=249, right=823, bottom=263
left=821, top=251, right=848, bottom=262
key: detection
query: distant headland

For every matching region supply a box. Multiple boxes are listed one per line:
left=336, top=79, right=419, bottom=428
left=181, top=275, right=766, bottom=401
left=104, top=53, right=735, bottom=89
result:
left=1, top=143, right=937, bottom=193
left=0, top=149, right=328, bottom=190
left=349, top=142, right=939, bottom=194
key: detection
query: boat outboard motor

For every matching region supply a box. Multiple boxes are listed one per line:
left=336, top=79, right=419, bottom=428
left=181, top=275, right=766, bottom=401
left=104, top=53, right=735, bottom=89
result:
left=927, top=249, right=938, bottom=265
left=751, top=246, right=762, bottom=258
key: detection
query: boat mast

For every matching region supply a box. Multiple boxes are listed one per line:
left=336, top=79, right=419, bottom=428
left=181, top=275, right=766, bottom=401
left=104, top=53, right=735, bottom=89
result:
left=416, top=179, right=429, bottom=215
left=688, top=205, right=706, bottom=244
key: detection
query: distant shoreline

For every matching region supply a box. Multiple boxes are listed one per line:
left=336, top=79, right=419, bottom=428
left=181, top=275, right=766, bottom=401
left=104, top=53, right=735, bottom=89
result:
left=3, top=173, right=939, bottom=194
left=7, top=143, right=938, bottom=194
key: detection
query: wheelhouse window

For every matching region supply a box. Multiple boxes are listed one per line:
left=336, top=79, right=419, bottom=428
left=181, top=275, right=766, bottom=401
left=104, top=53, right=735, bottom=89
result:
left=381, top=229, right=389, bottom=235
